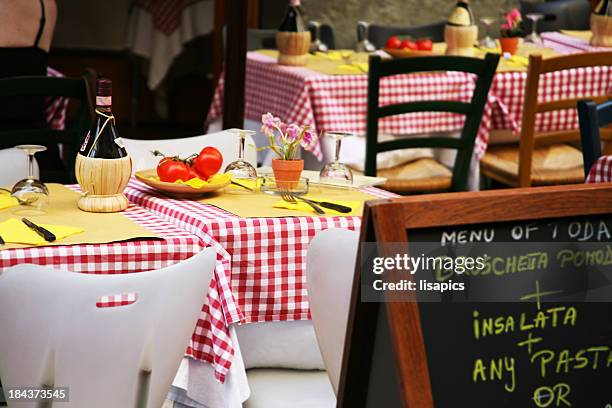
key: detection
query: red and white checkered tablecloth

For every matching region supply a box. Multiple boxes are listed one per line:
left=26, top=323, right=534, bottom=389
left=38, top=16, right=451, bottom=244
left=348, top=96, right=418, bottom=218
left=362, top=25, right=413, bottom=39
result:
left=207, top=48, right=611, bottom=162
left=46, top=67, right=67, bottom=131
left=586, top=155, right=612, bottom=183
left=122, top=178, right=396, bottom=380
left=542, top=32, right=610, bottom=53
left=132, top=0, right=200, bottom=35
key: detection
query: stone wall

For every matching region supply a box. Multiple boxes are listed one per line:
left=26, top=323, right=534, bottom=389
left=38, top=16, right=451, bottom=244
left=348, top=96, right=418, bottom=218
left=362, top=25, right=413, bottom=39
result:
left=300, top=0, right=517, bottom=48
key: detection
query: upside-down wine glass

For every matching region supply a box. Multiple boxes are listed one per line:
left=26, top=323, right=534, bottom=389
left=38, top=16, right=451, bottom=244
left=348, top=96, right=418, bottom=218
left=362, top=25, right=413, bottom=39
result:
left=224, top=129, right=258, bottom=193
left=11, top=144, right=49, bottom=215
left=319, top=131, right=353, bottom=186
left=309, top=21, right=329, bottom=53
left=524, top=13, right=545, bottom=46
left=479, top=16, right=498, bottom=49
left=356, top=21, right=376, bottom=53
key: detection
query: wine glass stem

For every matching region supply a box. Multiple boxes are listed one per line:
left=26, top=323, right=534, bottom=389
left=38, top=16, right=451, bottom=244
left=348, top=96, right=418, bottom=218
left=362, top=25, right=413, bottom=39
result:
left=531, top=18, right=538, bottom=38
left=334, top=138, right=342, bottom=163
left=238, top=136, right=245, bottom=160
left=28, top=152, right=35, bottom=179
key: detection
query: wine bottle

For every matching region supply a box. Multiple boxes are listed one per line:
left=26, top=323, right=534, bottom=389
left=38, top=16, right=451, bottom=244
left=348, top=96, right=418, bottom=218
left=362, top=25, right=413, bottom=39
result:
left=593, top=0, right=610, bottom=15
left=79, top=78, right=127, bottom=159
left=278, top=0, right=306, bottom=32
left=447, top=0, right=475, bottom=26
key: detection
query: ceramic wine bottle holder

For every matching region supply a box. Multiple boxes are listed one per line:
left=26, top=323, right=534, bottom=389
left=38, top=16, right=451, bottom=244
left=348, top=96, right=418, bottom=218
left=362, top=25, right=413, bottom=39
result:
left=444, top=24, right=478, bottom=56
left=75, top=154, right=132, bottom=213
left=590, top=13, right=612, bottom=47
left=276, top=31, right=311, bottom=66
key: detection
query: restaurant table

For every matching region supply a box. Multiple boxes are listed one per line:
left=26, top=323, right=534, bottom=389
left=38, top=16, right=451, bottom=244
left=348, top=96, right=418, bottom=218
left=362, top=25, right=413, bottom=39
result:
left=123, top=177, right=396, bottom=407
left=206, top=33, right=611, bottom=189
left=586, top=155, right=612, bottom=183
left=126, top=0, right=214, bottom=90
left=0, top=202, right=203, bottom=272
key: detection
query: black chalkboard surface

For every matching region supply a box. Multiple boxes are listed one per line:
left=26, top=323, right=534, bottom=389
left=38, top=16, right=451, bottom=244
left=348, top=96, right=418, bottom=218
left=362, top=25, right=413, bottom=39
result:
left=411, top=214, right=612, bottom=408
left=338, top=183, right=612, bottom=408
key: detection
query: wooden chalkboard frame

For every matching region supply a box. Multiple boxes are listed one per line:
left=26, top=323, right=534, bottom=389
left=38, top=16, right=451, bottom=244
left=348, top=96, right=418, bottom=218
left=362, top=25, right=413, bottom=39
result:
left=337, top=182, right=612, bottom=408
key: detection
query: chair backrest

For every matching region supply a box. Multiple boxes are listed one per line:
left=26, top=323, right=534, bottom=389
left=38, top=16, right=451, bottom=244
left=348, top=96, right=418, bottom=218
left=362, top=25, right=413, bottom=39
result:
left=122, top=129, right=258, bottom=174
left=368, top=21, right=446, bottom=48
left=365, top=53, right=500, bottom=192
left=0, top=75, right=92, bottom=183
left=0, top=248, right=216, bottom=408
left=235, top=26, right=336, bottom=51
left=517, top=52, right=612, bottom=187
left=578, top=99, right=612, bottom=177
left=306, top=228, right=360, bottom=396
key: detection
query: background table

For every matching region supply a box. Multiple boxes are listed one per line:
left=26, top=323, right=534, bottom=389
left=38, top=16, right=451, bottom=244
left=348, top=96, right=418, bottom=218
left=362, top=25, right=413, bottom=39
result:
left=207, top=36, right=611, bottom=180
left=126, top=0, right=215, bottom=90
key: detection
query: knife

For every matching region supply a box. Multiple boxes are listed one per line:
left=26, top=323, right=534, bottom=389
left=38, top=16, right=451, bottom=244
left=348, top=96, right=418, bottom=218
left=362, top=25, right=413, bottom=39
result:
left=21, top=218, right=56, bottom=242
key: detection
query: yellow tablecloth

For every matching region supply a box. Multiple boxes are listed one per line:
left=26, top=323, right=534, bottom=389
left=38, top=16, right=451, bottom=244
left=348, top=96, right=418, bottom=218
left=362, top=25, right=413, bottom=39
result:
left=0, top=184, right=159, bottom=249
left=257, top=42, right=559, bottom=75
left=197, top=185, right=381, bottom=218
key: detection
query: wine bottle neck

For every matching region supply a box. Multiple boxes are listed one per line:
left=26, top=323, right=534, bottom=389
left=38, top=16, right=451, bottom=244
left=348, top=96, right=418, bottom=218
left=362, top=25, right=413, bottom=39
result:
left=96, top=96, right=112, bottom=110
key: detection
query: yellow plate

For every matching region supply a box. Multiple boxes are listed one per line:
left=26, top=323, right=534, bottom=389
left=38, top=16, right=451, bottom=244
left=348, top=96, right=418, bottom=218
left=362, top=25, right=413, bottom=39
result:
left=135, top=169, right=231, bottom=196
left=384, top=48, right=442, bottom=58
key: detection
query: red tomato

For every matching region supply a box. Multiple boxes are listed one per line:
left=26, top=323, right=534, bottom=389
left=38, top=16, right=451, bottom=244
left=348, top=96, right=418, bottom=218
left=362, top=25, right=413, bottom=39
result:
left=401, top=39, right=418, bottom=50
left=385, top=36, right=402, bottom=49
left=193, top=146, right=223, bottom=179
left=157, top=158, right=191, bottom=183
left=187, top=165, right=203, bottom=180
left=417, top=38, right=433, bottom=51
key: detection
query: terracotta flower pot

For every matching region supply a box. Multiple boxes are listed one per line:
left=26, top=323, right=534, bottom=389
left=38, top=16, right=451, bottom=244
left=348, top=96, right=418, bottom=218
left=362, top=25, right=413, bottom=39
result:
left=272, top=158, right=304, bottom=189
left=499, top=37, right=520, bottom=55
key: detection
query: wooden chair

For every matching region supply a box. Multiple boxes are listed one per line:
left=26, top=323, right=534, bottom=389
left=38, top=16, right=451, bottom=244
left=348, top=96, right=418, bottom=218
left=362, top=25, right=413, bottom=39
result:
left=367, top=21, right=446, bottom=48
left=578, top=99, right=612, bottom=177
left=480, top=52, right=612, bottom=187
left=365, top=53, right=500, bottom=193
left=0, top=75, right=93, bottom=183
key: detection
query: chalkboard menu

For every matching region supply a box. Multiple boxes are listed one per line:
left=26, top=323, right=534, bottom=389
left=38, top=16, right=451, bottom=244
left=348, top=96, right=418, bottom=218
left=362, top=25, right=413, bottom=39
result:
left=412, top=214, right=612, bottom=407
left=338, top=184, right=612, bottom=408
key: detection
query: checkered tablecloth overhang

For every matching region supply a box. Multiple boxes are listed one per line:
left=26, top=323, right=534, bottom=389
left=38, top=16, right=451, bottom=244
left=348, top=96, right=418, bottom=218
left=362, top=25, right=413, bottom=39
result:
left=123, top=178, right=396, bottom=381
left=586, top=155, right=612, bottom=183
left=208, top=52, right=611, bottom=162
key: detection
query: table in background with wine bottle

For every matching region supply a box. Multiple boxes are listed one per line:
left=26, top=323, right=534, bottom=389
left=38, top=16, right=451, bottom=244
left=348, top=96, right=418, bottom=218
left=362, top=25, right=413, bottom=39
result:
left=206, top=37, right=610, bottom=187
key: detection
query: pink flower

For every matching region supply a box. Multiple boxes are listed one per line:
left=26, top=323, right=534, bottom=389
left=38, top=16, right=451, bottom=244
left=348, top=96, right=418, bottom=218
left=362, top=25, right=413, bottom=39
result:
left=300, top=128, right=318, bottom=150
left=501, top=22, right=511, bottom=30
left=261, top=112, right=281, bottom=136
left=285, top=124, right=301, bottom=141
left=508, top=8, right=521, bottom=22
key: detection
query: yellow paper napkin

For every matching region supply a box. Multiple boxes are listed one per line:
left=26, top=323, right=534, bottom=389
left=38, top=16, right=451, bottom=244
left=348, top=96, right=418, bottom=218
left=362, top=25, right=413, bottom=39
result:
left=273, top=198, right=359, bottom=215
left=174, top=173, right=232, bottom=188
left=337, top=63, right=369, bottom=74
left=0, top=218, right=84, bottom=246
left=0, top=193, right=19, bottom=211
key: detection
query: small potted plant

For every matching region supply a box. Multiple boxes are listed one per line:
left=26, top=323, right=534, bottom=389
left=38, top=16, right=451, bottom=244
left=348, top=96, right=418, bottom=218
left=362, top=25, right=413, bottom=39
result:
left=500, top=8, right=523, bottom=55
left=260, top=112, right=318, bottom=188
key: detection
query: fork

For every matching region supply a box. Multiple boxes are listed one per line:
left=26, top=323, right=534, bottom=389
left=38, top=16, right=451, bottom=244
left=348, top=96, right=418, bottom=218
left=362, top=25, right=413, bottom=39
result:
left=280, top=191, right=325, bottom=215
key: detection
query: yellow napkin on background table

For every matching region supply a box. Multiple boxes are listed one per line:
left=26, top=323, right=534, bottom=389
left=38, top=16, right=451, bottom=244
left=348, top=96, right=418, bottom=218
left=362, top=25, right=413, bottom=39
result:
left=0, top=194, right=18, bottom=211
left=273, top=197, right=359, bottom=216
left=0, top=218, right=84, bottom=246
